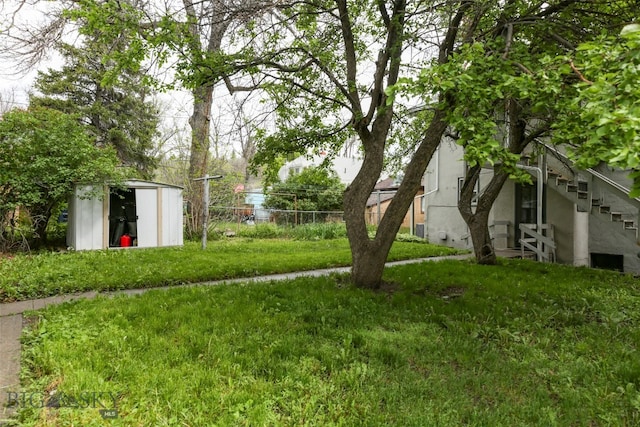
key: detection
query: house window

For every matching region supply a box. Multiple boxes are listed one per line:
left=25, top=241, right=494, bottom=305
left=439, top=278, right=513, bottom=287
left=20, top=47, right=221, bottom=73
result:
left=458, top=177, right=480, bottom=205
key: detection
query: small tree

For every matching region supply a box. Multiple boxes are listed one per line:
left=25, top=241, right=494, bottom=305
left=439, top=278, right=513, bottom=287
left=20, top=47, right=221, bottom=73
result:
left=263, top=167, right=345, bottom=225
left=0, top=107, right=121, bottom=248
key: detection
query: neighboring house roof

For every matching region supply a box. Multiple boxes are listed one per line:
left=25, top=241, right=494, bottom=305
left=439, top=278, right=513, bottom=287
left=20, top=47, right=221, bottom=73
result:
left=366, top=192, right=395, bottom=207
left=366, top=176, right=424, bottom=207
left=374, top=177, right=400, bottom=190
left=366, top=177, right=399, bottom=207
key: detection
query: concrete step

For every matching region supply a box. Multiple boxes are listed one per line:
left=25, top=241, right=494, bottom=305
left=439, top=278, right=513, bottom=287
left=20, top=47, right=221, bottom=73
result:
left=566, top=180, right=588, bottom=191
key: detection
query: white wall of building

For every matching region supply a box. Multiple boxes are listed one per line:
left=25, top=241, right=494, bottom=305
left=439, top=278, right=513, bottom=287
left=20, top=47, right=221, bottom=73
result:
left=278, top=153, right=363, bottom=185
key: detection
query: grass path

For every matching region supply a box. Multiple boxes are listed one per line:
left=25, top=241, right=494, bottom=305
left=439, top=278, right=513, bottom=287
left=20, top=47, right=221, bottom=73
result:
left=0, top=239, right=461, bottom=303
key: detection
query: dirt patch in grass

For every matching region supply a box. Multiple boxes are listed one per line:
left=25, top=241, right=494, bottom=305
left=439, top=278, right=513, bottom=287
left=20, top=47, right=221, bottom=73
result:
left=438, top=286, right=465, bottom=300
left=376, top=280, right=400, bottom=295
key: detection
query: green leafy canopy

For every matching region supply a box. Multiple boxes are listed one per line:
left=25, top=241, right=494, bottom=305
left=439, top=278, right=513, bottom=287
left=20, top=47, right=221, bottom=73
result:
left=554, top=24, right=640, bottom=196
left=263, top=166, right=345, bottom=217
left=0, top=107, right=123, bottom=213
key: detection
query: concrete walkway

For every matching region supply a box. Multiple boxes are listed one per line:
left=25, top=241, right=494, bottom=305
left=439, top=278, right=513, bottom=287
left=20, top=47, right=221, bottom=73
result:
left=0, top=254, right=471, bottom=422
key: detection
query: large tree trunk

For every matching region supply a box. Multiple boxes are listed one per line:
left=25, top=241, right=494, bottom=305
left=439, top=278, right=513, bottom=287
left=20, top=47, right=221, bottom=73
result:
left=466, top=208, right=496, bottom=265
left=186, top=84, right=214, bottom=237
left=458, top=101, right=534, bottom=265
left=182, top=0, right=229, bottom=238
left=344, top=131, right=387, bottom=289
left=345, top=111, right=449, bottom=289
left=339, top=0, right=468, bottom=288
left=458, top=163, right=511, bottom=265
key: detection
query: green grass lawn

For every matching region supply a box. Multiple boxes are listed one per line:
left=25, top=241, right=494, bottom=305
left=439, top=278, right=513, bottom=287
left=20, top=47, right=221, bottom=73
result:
left=14, top=259, right=640, bottom=426
left=0, top=239, right=461, bottom=303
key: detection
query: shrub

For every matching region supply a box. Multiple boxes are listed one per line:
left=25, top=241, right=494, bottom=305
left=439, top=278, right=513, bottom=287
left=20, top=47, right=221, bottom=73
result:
left=395, top=233, right=428, bottom=244
left=238, top=223, right=284, bottom=239
left=290, top=222, right=348, bottom=240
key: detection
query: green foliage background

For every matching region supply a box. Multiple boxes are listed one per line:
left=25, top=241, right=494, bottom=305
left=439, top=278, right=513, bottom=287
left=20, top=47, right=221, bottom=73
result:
left=263, top=166, right=345, bottom=224
left=0, top=107, right=122, bottom=247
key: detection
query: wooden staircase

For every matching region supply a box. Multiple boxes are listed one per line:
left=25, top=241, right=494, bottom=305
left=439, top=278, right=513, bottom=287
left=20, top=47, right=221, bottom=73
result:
left=547, top=168, right=639, bottom=238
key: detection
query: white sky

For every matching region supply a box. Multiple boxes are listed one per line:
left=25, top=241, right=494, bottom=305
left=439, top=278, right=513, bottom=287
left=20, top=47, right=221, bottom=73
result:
left=0, top=0, right=428, bottom=163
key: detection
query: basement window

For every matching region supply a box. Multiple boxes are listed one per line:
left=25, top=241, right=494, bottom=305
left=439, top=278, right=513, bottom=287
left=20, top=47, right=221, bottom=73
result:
left=590, top=253, right=623, bottom=272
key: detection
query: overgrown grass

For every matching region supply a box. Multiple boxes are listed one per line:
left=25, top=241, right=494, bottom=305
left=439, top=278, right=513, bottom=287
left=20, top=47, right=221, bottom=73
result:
left=14, top=259, right=640, bottom=426
left=211, top=221, right=352, bottom=240
left=0, top=239, right=460, bottom=303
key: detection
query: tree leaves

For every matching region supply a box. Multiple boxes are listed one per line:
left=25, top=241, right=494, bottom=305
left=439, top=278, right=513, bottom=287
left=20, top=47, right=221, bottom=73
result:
left=395, top=39, right=564, bottom=178
left=553, top=24, right=640, bottom=194
left=263, top=166, right=345, bottom=223
left=0, top=107, right=122, bottom=244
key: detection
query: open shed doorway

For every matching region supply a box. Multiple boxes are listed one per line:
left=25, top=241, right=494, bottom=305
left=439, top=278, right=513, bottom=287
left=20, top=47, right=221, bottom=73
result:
left=109, top=188, right=138, bottom=247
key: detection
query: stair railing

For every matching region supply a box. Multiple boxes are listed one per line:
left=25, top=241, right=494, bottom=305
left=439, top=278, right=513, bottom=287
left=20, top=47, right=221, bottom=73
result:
left=543, top=143, right=640, bottom=207
left=543, top=143, right=640, bottom=244
left=519, top=223, right=556, bottom=262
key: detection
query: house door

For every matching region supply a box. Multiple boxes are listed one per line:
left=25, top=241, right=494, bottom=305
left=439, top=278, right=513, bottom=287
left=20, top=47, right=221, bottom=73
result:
left=514, top=183, right=538, bottom=248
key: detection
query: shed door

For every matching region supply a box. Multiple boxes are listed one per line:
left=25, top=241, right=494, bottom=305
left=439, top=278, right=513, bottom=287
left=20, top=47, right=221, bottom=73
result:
left=135, top=188, right=158, bottom=247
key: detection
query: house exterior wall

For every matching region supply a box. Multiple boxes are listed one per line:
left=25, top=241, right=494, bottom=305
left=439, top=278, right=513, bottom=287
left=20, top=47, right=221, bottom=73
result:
left=546, top=190, right=575, bottom=265
left=408, top=194, right=425, bottom=229
left=424, top=141, right=472, bottom=249
left=365, top=199, right=391, bottom=225
left=365, top=193, right=424, bottom=230
left=426, top=140, right=582, bottom=262
left=492, top=180, right=515, bottom=249
left=589, top=213, right=640, bottom=273
left=278, top=154, right=363, bottom=185
left=588, top=178, right=640, bottom=272
left=424, top=138, right=640, bottom=273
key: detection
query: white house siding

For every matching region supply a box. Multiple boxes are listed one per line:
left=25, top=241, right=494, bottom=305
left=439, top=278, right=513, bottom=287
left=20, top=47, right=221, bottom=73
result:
left=546, top=190, right=575, bottom=265
left=277, top=154, right=363, bottom=185
left=587, top=177, right=640, bottom=272
left=492, top=181, right=516, bottom=249
left=423, top=141, right=472, bottom=249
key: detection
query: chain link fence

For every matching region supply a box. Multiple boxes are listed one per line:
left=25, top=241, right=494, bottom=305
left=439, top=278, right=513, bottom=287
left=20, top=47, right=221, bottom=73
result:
left=208, top=206, right=344, bottom=226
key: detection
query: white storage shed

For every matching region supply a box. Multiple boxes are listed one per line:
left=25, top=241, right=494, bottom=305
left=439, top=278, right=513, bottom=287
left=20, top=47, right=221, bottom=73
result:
left=67, top=179, right=184, bottom=250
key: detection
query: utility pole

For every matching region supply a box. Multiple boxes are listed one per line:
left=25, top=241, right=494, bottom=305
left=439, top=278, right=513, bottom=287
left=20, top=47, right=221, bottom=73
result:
left=193, top=174, right=223, bottom=249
